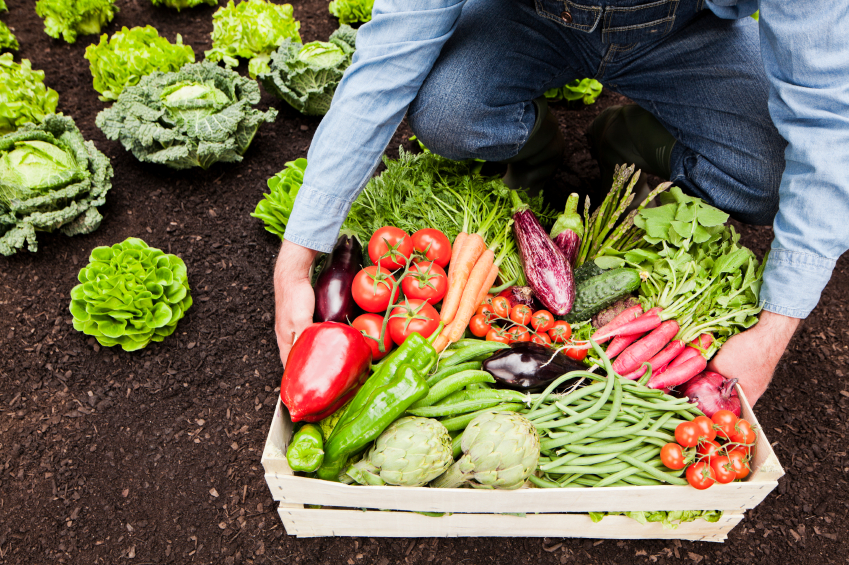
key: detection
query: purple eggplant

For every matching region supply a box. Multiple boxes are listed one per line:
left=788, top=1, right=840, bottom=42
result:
left=550, top=193, right=584, bottom=266
left=509, top=191, right=575, bottom=315
left=313, top=234, right=362, bottom=323
left=497, top=285, right=538, bottom=311
left=482, top=342, right=586, bottom=390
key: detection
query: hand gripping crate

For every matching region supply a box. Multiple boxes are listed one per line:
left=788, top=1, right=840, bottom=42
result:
left=261, top=386, right=783, bottom=541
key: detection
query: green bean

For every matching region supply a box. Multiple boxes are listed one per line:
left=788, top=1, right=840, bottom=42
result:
left=621, top=475, right=662, bottom=486
left=408, top=398, right=505, bottom=418
left=528, top=475, right=563, bottom=488
left=436, top=389, right=527, bottom=406
left=648, top=411, right=674, bottom=433
left=538, top=451, right=583, bottom=471
left=591, top=414, right=651, bottom=438
left=529, top=372, right=600, bottom=412
left=558, top=436, right=644, bottom=455
left=541, top=378, right=621, bottom=450
left=616, top=453, right=688, bottom=485
left=451, top=434, right=463, bottom=459
left=439, top=403, right=523, bottom=432
left=426, top=361, right=482, bottom=387
left=594, top=447, right=662, bottom=487
left=466, top=382, right=491, bottom=390
left=411, top=371, right=494, bottom=408
left=441, top=342, right=508, bottom=367
left=448, top=339, right=490, bottom=350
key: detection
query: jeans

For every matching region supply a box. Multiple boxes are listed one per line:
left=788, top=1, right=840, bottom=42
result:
left=408, top=0, right=787, bottom=226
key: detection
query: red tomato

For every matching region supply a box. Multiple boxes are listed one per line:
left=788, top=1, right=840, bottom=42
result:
left=548, top=321, right=572, bottom=343
left=531, top=332, right=552, bottom=347
left=696, top=439, right=723, bottom=462
left=530, top=310, right=554, bottom=333
left=387, top=299, right=440, bottom=345
left=563, top=346, right=588, bottom=361
left=727, top=448, right=751, bottom=479
left=675, top=421, right=700, bottom=448
left=660, top=443, right=686, bottom=470
left=400, top=261, right=448, bottom=304
left=411, top=229, right=452, bottom=268
left=509, top=304, right=532, bottom=326
left=491, top=296, right=510, bottom=319
left=686, top=461, right=715, bottom=490
left=468, top=314, right=492, bottom=338
left=692, top=415, right=717, bottom=442
left=351, top=266, right=396, bottom=313
left=481, top=294, right=495, bottom=307
left=710, top=455, right=737, bottom=484
left=486, top=327, right=511, bottom=344
left=730, top=419, right=757, bottom=445
left=368, top=226, right=413, bottom=270
left=351, top=314, right=392, bottom=361
left=506, top=326, right=530, bottom=343
left=476, top=303, right=495, bottom=322
left=711, top=410, right=739, bottom=441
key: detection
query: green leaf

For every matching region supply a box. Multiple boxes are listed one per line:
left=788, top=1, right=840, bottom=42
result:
left=150, top=0, right=217, bottom=11
left=0, top=54, right=59, bottom=135
left=252, top=158, right=308, bottom=239
left=593, top=256, right=624, bottom=270
left=35, top=0, right=117, bottom=43
left=695, top=204, right=730, bottom=227
left=329, top=0, right=373, bottom=24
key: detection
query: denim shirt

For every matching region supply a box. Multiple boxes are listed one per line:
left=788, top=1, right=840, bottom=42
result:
left=284, top=0, right=849, bottom=319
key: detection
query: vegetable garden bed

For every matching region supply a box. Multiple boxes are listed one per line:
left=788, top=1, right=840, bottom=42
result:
left=262, top=385, right=783, bottom=541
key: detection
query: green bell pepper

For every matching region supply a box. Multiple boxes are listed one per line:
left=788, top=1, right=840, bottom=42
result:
left=286, top=424, right=325, bottom=472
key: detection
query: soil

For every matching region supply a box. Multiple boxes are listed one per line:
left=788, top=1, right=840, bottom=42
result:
left=1, top=1, right=848, bottom=564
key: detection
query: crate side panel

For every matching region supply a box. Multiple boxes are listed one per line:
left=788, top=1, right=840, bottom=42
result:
left=737, top=385, right=785, bottom=482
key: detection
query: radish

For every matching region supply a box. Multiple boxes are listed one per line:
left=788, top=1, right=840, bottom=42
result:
left=647, top=353, right=707, bottom=389
left=679, top=371, right=741, bottom=417
left=666, top=333, right=714, bottom=370
left=592, top=304, right=643, bottom=344
left=625, top=339, right=686, bottom=380
left=594, top=307, right=662, bottom=341
left=612, top=320, right=679, bottom=375
left=605, top=332, right=644, bottom=359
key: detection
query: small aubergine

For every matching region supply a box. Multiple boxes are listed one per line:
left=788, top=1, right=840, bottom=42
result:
left=497, top=285, right=538, bottom=311
left=550, top=193, right=584, bottom=266
left=482, top=342, right=586, bottom=391
left=314, top=234, right=362, bottom=323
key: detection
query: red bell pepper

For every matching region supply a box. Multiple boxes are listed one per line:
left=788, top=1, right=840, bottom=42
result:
left=280, top=322, right=373, bottom=422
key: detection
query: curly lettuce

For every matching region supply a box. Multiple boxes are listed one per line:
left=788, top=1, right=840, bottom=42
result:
left=261, top=26, right=356, bottom=116
left=0, top=21, right=17, bottom=51
left=251, top=158, right=306, bottom=238
left=35, top=0, right=118, bottom=44
left=545, top=78, right=603, bottom=105
left=329, top=0, right=373, bottom=24
left=0, top=54, right=59, bottom=135
left=589, top=510, right=723, bottom=530
left=0, top=114, right=113, bottom=255
left=151, top=0, right=217, bottom=11
left=204, top=0, right=301, bottom=79
left=0, top=1, right=7, bottom=11
left=96, top=61, right=277, bottom=170
left=85, top=26, right=195, bottom=102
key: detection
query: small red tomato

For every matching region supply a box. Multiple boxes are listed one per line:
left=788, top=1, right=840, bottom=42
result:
left=675, top=421, right=700, bottom=448
left=411, top=228, right=452, bottom=268
left=351, top=266, right=396, bottom=313
left=727, top=448, right=751, bottom=479
left=530, top=310, right=554, bottom=333
left=660, top=443, right=686, bottom=470
left=486, top=327, right=511, bottom=344
left=730, top=419, right=757, bottom=445
left=387, top=299, right=440, bottom=345
left=476, top=303, right=496, bottom=322
left=509, top=304, right=532, bottom=326
left=686, top=461, right=715, bottom=490
left=491, top=296, right=510, bottom=319
left=351, top=313, right=392, bottom=361
left=711, top=409, right=739, bottom=441
left=368, top=226, right=413, bottom=270
left=548, top=321, right=572, bottom=343
left=400, top=261, right=448, bottom=305
left=481, top=294, right=495, bottom=307
left=468, top=314, right=492, bottom=338
left=696, top=439, right=723, bottom=462
left=506, top=326, right=530, bottom=343
left=563, top=346, right=587, bottom=361
left=710, top=455, right=737, bottom=484
left=531, top=332, right=552, bottom=347
left=692, top=415, right=717, bottom=442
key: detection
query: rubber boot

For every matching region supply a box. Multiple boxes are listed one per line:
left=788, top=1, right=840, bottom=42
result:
left=587, top=104, right=676, bottom=196
left=502, top=98, right=566, bottom=194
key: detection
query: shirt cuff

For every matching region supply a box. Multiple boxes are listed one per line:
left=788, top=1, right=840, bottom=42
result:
left=283, top=184, right=356, bottom=253
left=759, top=249, right=835, bottom=319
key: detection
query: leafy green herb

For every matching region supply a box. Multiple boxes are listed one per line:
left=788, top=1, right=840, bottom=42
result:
left=35, top=0, right=118, bottom=43
left=151, top=0, right=217, bottom=11
left=85, top=26, right=196, bottom=102
left=0, top=114, right=113, bottom=255
left=589, top=510, right=722, bottom=529
left=0, top=54, right=58, bottom=135
left=204, top=0, right=301, bottom=79
left=261, top=26, right=356, bottom=116
left=69, top=238, right=193, bottom=351
left=329, top=0, right=373, bottom=25
left=0, top=21, right=18, bottom=51
left=544, top=78, right=603, bottom=105
left=251, top=158, right=307, bottom=238
left=96, top=61, right=277, bottom=170
left=0, top=1, right=7, bottom=12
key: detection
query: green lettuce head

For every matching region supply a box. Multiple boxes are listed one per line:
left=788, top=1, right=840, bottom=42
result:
left=251, top=157, right=306, bottom=238
left=150, top=0, right=217, bottom=11
left=329, top=0, right=373, bottom=25
left=35, top=0, right=118, bottom=44
left=0, top=21, right=18, bottom=51
left=261, top=26, right=356, bottom=116
left=544, top=78, right=603, bottom=105
left=0, top=114, right=113, bottom=255
left=96, top=61, right=277, bottom=170
left=0, top=54, right=59, bottom=135
left=70, top=238, right=193, bottom=352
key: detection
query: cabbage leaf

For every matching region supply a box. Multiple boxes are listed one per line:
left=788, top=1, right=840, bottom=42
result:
left=85, top=26, right=196, bottom=102
left=151, top=0, right=217, bottom=11
left=329, top=0, right=373, bottom=25
left=0, top=114, right=113, bottom=255
left=96, top=61, right=277, bottom=170
left=251, top=158, right=306, bottom=238
left=261, top=25, right=356, bottom=116
left=204, top=0, right=301, bottom=79
left=0, top=54, right=59, bottom=135
left=35, top=0, right=118, bottom=44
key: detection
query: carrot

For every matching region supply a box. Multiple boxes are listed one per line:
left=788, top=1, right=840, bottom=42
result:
left=623, top=339, right=685, bottom=380
left=447, top=232, right=468, bottom=285
left=594, top=307, right=663, bottom=341
left=440, top=233, right=486, bottom=323
left=647, top=353, right=707, bottom=390
left=474, top=263, right=500, bottom=307
left=591, top=305, right=643, bottom=344
left=605, top=332, right=643, bottom=359
left=432, top=333, right=450, bottom=353
left=447, top=249, right=495, bottom=342
left=612, top=320, right=679, bottom=375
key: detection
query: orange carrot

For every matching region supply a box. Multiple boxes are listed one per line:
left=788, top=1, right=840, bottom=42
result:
left=474, top=263, right=500, bottom=307
left=432, top=333, right=450, bottom=353
left=447, top=232, right=468, bottom=285
left=447, top=249, right=495, bottom=342
left=440, top=233, right=485, bottom=323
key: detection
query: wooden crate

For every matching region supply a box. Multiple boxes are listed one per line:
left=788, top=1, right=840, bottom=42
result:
left=262, top=386, right=783, bottom=541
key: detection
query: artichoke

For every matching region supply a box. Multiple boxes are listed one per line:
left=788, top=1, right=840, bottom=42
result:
left=346, top=417, right=453, bottom=487
left=431, top=411, right=539, bottom=490
left=69, top=237, right=193, bottom=351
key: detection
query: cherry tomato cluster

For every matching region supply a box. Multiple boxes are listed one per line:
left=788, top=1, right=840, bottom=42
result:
left=660, top=410, right=757, bottom=490
left=468, top=296, right=587, bottom=361
left=350, top=226, right=452, bottom=361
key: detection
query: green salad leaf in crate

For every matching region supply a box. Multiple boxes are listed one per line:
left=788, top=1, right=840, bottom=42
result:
left=0, top=54, right=59, bottom=135
left=35, top=0, right=118, bottom=43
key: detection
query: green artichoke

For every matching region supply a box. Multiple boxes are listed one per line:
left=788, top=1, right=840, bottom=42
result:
left=69, top=237, right=193, bottom=351
left=346, top=417, right=453, bottom=487
left=431, top=411, right=539, bottom=490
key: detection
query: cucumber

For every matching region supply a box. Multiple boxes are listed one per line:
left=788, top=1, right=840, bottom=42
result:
left=573, top=261, right=605, bottom=285
left=564, top=268, right=641, bottom=323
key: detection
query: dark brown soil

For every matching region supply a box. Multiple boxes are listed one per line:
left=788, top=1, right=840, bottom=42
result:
left=1, top=1, right=848, bottom=564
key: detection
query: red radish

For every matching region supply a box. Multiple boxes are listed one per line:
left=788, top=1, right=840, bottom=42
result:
left=679, top=371, right=741, bottom=417
left=647, top=353, right=707, bottom=389
left=626, top=339, right=686, bottom=380
left=594, top=307, right=662, bottom=341
left=666, top=345, right=701, bottom=370
left=612, top=320, right=679, bottom=375
left=691, top=333, right=714, bottom=349
left=592, top=305, right=643, bottom=344
left=605, top=332, right=644, bottom=359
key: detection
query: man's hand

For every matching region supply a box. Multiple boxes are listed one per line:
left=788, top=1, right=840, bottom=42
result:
left=274, top=239, right=319, bottom=366
left=707, top=310, right=801, bottom=406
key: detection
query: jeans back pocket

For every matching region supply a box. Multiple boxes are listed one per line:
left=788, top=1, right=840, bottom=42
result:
left=602, top=0, right=680, bottom=44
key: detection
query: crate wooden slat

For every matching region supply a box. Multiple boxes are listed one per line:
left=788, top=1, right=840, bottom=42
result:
left=262, top=384, right=782, bottom=539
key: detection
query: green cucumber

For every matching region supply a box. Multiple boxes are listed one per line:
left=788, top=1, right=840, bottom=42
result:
left=565, top=268, right=641, bottom=323
left=573, top=261, right=605, bottom=285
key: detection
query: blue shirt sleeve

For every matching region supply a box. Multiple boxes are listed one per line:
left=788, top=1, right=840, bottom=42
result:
left=283, top=0, right=466, bottom=253
left=755, top=1, right=849, bottom=318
